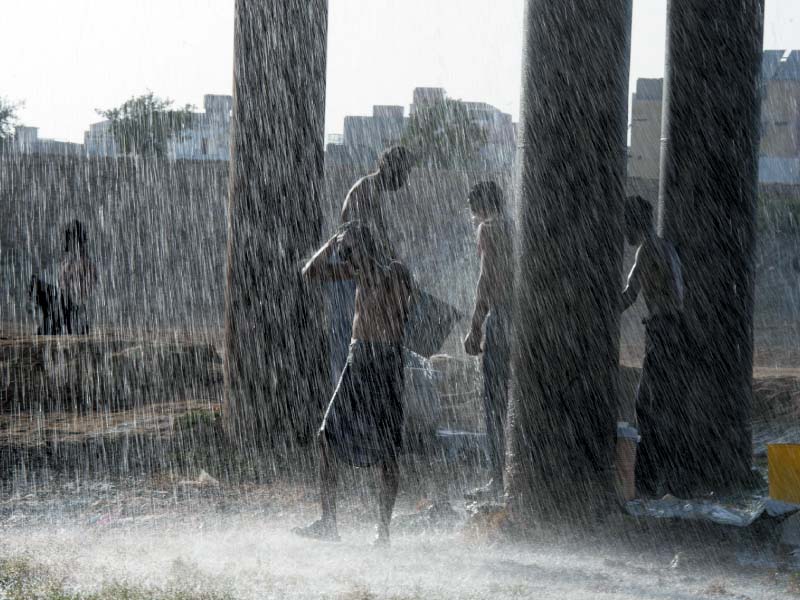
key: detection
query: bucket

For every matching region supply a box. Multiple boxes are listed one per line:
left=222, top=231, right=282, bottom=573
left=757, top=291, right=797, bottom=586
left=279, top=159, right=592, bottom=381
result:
left=768, top=443, right=800, bottom=504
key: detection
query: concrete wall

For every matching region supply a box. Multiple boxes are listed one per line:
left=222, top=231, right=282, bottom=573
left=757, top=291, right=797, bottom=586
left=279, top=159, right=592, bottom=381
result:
left=761, top=79, right=800, bottom=158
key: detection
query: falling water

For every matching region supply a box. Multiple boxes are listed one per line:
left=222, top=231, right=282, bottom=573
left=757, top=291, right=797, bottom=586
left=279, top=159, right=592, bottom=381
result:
left=2, top=0, right=800, bottom=598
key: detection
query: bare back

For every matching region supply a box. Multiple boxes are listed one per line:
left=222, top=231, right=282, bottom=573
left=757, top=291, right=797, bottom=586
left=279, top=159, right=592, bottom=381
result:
left=478, top=217, right=515, bottom=311
left=351, top=262, right=412, bottom=343
left=627, top=237, right=684, bottom=317
left=340, top=175, right=394, bottom=258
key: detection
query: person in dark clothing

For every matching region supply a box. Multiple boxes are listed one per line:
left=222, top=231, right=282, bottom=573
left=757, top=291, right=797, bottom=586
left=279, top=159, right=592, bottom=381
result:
left=28, top=274, right=63, bottom=335
left=621, top=195, right=686, bottom=495
left=59, top=220, right=96, bottom=335
left=296, top=222, right=413, bottom=546
left=463, top=181, right=515, bottom=501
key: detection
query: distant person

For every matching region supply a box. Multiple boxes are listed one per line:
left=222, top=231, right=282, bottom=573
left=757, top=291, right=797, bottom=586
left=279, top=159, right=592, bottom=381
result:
left=295, top=222, right=413, bottom=546
left=463, top=181, right=515, bottom=501
left=328, top=146, right=414, bottom=387
left=28, top=274, right=63, bottom=335
left=59, top=220, right=96, bottom=335
left=620, top=195, right=685, bottom=496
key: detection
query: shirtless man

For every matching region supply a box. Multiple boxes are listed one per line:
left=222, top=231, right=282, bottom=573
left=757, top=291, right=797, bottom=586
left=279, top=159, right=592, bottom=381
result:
left=463, top=181, right=515, bottom=500
left=296, top=222, right=413, bottom=545
left=328, top=146, right=414, bottom=387
left=340, top=145, right=413, bottom=257
left=620, top=195, right=685, bottom=495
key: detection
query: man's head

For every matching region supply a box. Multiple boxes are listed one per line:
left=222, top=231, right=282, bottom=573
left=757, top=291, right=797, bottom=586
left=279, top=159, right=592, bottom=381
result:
left=64, top=219, right=87, bottom=254
left=624, top=195, right=653, bottom=245
left=336, top=221, right=382, bottom=271
left=468, top=181, right=504, bottom=220
left=377, top=145, right=414, bottom=191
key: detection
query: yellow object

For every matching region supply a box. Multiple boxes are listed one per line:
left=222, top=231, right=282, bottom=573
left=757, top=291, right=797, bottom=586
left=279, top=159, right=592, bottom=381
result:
left=768, top=444, right=800, bottom=504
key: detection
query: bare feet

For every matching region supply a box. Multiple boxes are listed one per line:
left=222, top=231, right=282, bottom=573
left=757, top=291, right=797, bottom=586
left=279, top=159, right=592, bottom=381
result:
left=292, top=519, right=340, bottom=542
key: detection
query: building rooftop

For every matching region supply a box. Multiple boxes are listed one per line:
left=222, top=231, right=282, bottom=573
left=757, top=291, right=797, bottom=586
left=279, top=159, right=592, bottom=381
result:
left=763, top=50, right=800, bottom=82
left=634, top=78, right=663, bottom=100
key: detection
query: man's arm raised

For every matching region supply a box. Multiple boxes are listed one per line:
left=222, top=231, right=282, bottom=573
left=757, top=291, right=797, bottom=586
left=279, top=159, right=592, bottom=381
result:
left=301, top=235, right=353, bottom=283
left=621, top=246, right=642, bottom=311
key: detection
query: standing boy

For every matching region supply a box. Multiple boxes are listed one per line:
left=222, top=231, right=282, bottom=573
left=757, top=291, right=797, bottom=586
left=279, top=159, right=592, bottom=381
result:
left=463, top=181, right=514, bottom=500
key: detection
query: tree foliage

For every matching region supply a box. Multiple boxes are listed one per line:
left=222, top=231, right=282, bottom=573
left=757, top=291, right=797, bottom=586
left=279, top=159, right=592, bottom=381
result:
left=400, top=98, right=487, bottom=169
left=0, top=97, right=21, bottom=140
left=97, top=92, right=194, bottom=158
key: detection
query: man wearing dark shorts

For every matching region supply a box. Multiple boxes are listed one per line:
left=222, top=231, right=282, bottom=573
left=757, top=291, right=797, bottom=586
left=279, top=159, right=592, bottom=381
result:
left=296, top=222, right=413, bottom=545
left=621, top=195, right=686, bottom=495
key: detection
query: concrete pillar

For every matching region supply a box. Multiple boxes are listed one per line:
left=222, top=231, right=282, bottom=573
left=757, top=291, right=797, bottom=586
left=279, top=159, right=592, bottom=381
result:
left=655, top=0, right=764, bottom=492
left=224, top=0, right=329, bottom=455
left=505, top=0, right=632, bottom=522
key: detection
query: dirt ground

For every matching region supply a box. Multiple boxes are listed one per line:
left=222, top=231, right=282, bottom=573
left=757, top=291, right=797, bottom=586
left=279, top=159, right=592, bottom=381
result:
left=1, top=327, right=800, bottom=598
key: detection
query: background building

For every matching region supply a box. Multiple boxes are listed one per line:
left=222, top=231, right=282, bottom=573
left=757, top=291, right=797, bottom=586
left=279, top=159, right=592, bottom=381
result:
left=327, top=86, right=516, bottom=170
left=11, top=126, right=84, bottom=157
left=340, top=104, right=406, bottom=165
left=85, top=94, right=232, bottom=161
left=627, top=78, right=663, bottom=180
left=760, top=50, right=800, bottom=183
left=628, top=50, right=800, bottom=184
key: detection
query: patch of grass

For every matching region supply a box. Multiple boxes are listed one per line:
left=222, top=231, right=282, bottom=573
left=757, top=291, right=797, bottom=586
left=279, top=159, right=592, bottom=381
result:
left=0, top=555, right=234, bottom=600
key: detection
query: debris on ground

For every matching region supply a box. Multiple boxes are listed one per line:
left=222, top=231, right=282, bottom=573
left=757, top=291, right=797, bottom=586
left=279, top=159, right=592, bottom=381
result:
left=462, top=501, right=511, bottom=542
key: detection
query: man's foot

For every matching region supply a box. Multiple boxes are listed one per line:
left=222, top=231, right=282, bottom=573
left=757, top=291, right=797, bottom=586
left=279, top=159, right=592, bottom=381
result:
left=464, top=479, right=503, bottom=502
left=292, top=519, right=340, bottom=542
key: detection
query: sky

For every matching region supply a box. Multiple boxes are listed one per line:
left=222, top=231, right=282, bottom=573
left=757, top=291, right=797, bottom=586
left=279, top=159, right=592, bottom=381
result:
left=1, top=0, right=798, bottom=144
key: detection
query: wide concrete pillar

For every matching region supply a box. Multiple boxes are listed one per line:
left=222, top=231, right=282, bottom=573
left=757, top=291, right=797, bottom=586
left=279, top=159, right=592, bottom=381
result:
left=505, top=0, right=632, bottom=522
left=655, top=0, right=764, bottom=492
left=224, top=0, right=329, bottom=455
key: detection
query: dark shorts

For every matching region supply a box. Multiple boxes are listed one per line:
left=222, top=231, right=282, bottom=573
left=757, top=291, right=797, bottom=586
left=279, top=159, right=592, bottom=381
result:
left=482, top=310, right=511, bottom=476
left=320, top=340, right=405, bottom=467
left=635, top=313, right=691, bottom=492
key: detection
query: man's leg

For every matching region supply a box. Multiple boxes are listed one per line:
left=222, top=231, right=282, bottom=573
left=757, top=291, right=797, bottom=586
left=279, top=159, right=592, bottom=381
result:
left=293, top=432, right=341, bottom=541
left=377, top=453, right=399, bottom=544
left=482, top=314, right=510, bottom=492
left=320, top=433, right=338, bottom=527
left=634, top=330, right=661, bottom=495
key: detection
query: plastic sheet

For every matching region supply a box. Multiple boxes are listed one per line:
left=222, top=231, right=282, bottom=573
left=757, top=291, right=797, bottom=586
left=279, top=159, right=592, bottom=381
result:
left=625, top=494, right=800, bottom=527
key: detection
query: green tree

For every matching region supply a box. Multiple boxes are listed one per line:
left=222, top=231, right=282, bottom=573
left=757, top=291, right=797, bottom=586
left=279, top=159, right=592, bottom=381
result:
left=400, top=98, right=487, bottom=169
left=97, top=92, right=195, bottom=158
left=0, top=97, right=21, bottom=140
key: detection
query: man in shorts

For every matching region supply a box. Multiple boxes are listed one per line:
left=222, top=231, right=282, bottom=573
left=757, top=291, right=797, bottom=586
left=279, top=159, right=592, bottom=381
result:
left=295, top=222, right=413, bottom=545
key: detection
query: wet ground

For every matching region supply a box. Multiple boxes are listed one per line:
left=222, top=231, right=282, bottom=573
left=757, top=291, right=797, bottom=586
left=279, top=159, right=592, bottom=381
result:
left=2, top=329, right=800, bottom=598
left=1, top=476, right=799, bottom=600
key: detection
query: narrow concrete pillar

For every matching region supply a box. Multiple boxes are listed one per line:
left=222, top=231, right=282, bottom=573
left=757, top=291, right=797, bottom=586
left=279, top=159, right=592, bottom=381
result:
left=224, top=0, right=329, bottom=455
left=505, top=0, right=632, bottom=522
left=655, top=0, right=764, bottom=492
